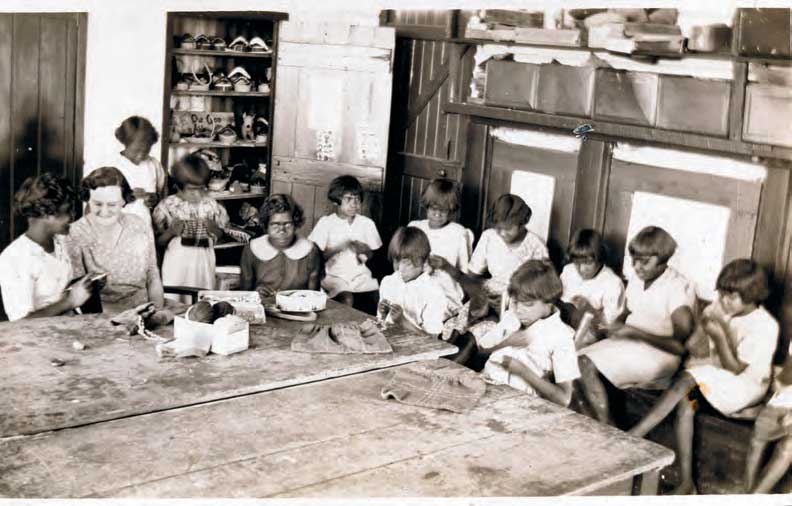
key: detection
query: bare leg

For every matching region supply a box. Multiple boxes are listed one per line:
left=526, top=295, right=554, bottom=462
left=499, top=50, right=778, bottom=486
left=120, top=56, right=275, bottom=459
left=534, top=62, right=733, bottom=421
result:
left=745, top=436, right=769, bottom=492
left=629, top=373, right=697, bottom=437
left=752, top=436, right=792, bottom=494
left=671, top=395, right=697, bottom=495
left=578, top=355, right=614, bottom=425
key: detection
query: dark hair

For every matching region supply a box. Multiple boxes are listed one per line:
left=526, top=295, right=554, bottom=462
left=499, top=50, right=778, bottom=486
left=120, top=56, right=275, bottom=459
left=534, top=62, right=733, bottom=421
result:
left=421, top=178, right=460, bottom=212
left=328, top=175, right=364, bottom=205
left=387, top=226, right=431, bottom=266
left=259, top=193, right=305, bottom=229
left=628, top=226, right=677, bottom=263
left=80, top=166, right=136, bottom=204
left=567, top=229, right=607, bottom=264
left=14, top=173, right=75, bottom=219
left=716, top=259, right=770, bottom=304
left=488, top=194, right=532, bottom=227
left=115, top=116, right=159, bottom=147
left=508, top=259, right=563, bottom=303
left=172, top=153, right=211, bottom=189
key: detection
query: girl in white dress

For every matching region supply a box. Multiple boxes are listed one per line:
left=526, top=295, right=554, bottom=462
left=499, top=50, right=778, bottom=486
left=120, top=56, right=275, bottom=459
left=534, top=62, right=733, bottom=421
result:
left=0, top=174, right=92, bottom=320
left=628, top=259, right=778, bottom=495
left=578, top=226, right=696, bottom=424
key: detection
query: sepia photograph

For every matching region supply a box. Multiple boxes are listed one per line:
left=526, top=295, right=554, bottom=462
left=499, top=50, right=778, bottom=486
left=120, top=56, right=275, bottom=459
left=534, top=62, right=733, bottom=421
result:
left=0, top=0, right=791, bottom=502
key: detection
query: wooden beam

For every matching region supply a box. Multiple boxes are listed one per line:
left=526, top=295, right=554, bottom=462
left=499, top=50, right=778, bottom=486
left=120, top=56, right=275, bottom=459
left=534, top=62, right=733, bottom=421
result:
left=398, top=152, right=461, bottom=180
left=406, top=51, right=450, bottom=128
left=444, top=102, right=792, bottom=161
left=571, top=139, right=612, bottom=233
left=729, top=61, right=748, bottom=141
left=391, top=25, right=450, bottom=41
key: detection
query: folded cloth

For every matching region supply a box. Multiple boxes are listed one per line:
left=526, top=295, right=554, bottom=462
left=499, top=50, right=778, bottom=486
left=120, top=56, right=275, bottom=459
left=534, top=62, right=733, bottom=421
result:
left=110, top=302, right=174, bottom=335
left=291, top=320, right=393, bottom=354
left=380, top=362, right=487, bottom=413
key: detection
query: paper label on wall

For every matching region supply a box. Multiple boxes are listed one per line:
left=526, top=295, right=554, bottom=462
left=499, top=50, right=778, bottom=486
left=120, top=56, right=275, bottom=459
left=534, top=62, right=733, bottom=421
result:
left=357, top=123, right=380, bottom=164
left=316, top=129, right=335, bottom=161
left=510, top=170, right=555, bottom=242
left=625, top=192, right=731, bottom=301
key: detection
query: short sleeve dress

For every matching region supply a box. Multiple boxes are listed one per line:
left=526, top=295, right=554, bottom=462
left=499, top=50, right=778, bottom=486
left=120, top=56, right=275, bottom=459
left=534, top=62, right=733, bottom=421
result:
left=239, top=235, right=323, bottom=294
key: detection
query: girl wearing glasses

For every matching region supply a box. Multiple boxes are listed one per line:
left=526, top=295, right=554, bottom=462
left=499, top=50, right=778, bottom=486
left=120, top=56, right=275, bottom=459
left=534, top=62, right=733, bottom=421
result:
left=239, top=194, right=322, bottom=299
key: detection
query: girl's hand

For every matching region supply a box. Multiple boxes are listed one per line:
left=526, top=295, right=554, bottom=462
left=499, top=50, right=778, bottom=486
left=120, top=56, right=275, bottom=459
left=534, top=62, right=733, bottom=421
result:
left=500, top=355, right=513, bottom=370
left=428, top=255, right=451, bottom=273
left=144, top=192, right=159, bottom=209
left=132, top=187, right=147, bottom=199
left=170, top=218, right=185, bottom=236
left=703, top=318, right=727, bottom=342
left=66, top=274, right=93, bottom=309
left=349, top=240, right=368, bottom=255
left=257, top=285, right=275, bottom=299
left=377, top=299, right=391, bottom=318
left=686, top=327, right=710, bottom=358
left=204, top=219, right=222, bottom=240
left=389, top=304, right=404, bottom=322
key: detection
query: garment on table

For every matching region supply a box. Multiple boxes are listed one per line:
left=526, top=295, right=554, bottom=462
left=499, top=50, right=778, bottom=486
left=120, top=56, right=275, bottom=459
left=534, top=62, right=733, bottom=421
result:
left=579, top=267, right=697, bottom=389
left=560, top=263, right=625, bottom=326
left=481, top=309, right=580, bottom=395
left=684, top=301, right=778, bottom=415
left=0, top=234, right=72, bottom=321
left=239, top=235, right=322, bottom=294
left=66, top=213, right=161, bottom=314
left=291, top=320, right=392, bottom=354
left=105, top=153, right=166, bottom=225
left=469, top=227, right=549, bottom=297
left=153, top=194, right=229, bottom=303
left=308, top=213, right=381, bottom=297
left=379, top=271, right=448, bottom=335
left=380, top=361, right=487, bottom=413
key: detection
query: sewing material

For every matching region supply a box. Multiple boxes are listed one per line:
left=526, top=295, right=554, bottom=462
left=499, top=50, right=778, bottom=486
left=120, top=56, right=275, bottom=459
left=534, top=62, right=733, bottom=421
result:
left=381, top=362, right=487, bottom=413
left=291, top=320, right=392, bottom=354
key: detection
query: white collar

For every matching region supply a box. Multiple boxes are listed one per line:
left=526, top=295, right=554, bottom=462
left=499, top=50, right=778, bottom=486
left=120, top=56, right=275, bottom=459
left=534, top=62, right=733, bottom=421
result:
left=250, top=235, right=313, bottom=261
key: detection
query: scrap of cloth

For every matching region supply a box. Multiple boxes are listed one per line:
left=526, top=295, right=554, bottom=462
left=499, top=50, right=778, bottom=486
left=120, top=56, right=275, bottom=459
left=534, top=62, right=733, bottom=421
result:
left=380, top=362, right=487, bottom=413
left=291, top=320, right=393, bottom=354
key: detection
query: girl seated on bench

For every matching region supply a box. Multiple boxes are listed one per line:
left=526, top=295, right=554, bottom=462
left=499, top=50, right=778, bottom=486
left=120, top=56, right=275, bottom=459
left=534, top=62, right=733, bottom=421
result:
left=628, top=259, right=778, bottom=495
left=578, top=226, right=696, bottom=425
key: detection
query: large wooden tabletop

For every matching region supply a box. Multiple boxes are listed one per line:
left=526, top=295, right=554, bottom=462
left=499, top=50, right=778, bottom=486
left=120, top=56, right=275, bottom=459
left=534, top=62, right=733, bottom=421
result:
left=0, top=301, right=456, bottom=437
left=0, top=360, right=674, bottom=497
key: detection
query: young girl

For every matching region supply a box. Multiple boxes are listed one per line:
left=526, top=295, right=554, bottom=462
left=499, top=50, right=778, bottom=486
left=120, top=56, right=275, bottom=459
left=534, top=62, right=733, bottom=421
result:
left=628, top=259, right=778, bottom=495
left=578, top=226, right=696, bottom=424
left=308, top=175, right=381, bottom=312
left=482, top=259, right=580, bottom=407
left=109, top=116, right=167, bottom=224
left=153, top=153, right=229, bottom=302
left=560, top=229, right=625, bottom=328
left=240, top=194, right=322, bottom=297
left=378, top=226, right=448, bottom=336
left=408, top=178, right=474, bottom=318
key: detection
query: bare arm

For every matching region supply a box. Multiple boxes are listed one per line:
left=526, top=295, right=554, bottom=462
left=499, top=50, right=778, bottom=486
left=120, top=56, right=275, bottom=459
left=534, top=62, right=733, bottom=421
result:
left=613, top=305, right=693, bottom=356
left=504, top=357, right=573, bottom=407
left=705, top=318, right=747, bottom=374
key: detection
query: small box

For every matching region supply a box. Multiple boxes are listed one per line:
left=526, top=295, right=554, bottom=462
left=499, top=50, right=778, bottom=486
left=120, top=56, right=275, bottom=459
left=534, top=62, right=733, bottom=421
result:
left=735, top=8, right=791, bottom=57
left=743, top=83, right=792, bottom=147
left=536, top=63, right=595, bottom=117
left=174, top=315, right=250, bottom=356
left=198, top=290, right=266, bottom=324
left=593, top=69, right=658, bottom=125
left=484, top=60, right=540, bottom=109
left=656, top=76, right=731, bottom=136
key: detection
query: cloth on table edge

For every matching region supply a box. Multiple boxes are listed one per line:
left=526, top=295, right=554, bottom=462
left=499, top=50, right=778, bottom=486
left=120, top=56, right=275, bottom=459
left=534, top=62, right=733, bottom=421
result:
left=291, top=319, right=393, bottom=354
left=380, top=361, right=487, bottom=413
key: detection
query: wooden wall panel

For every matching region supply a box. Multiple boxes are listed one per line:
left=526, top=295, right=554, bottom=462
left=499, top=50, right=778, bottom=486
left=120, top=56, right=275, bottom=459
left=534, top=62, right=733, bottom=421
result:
left=0, top=15, right=13, bottom=251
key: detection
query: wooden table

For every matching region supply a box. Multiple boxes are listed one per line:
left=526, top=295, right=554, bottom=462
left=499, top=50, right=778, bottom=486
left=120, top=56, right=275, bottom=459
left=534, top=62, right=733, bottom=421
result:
left=0, top=360, right=674, bottom=497
left=0, top=301, right=456, bottom=437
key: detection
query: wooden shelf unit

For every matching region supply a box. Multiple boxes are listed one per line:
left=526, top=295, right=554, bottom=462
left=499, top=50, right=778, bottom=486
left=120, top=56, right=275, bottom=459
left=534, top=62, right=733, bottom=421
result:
left=172, top=89, right=271, bottom=97
left=172, top=48, right=273, bottom=58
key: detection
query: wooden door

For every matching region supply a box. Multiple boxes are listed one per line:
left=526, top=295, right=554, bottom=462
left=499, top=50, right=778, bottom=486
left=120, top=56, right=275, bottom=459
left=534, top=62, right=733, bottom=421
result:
left=0, top=13, right=86, bottom=249
left=271, top=22, right=394, bottom=233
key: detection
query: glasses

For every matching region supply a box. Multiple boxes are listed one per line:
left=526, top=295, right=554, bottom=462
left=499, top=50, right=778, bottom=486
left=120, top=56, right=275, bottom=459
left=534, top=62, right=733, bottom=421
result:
left=342, top=195, right=362, bottom=204
left=269, top=221, right=295, bottom=232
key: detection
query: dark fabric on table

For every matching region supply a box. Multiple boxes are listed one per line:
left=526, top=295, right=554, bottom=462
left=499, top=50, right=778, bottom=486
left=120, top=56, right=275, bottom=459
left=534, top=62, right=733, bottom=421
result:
left=380, top=362, right=487, bottom=413
left=291, top=320, right=392, bottom=354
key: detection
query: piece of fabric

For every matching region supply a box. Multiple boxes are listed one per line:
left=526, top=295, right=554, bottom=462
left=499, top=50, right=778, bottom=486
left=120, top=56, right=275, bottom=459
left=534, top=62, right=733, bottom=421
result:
left=753, top=404, right=792, bottom=442
left=624, top=266, right=697, bottom=336
left=380, top=361, right=487, bottom=413
left=67, top=213, right=161, bottom=314
left=309, top=213, right=382, bottom=297
left=560, top=264, right=625, bottom=326
left=105, top=153, right=166, bottom=225
left=239, top=235, right=323, bottom=294
left=579, top=336, right=680, bottom=389
left=0, top=234, right=72, bottom=321
left=468, top=227, right=548, bottom=290
left=408, top=219, right=474, bottom=273
left=291, top=320, right=392, bottom=354
left=379, top=271, right=448, bottom=335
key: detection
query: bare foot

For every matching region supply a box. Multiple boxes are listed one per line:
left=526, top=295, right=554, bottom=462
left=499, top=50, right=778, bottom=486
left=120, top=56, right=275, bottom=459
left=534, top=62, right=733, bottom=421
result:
left=670, top=481, right=697, bottom=495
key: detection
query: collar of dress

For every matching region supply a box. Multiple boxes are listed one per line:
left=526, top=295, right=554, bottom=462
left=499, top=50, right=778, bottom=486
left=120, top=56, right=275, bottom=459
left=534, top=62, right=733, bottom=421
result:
left=250, top=235, right=313, bottom=261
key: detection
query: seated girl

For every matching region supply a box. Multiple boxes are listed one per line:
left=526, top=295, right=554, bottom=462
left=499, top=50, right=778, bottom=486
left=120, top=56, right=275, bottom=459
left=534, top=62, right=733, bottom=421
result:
left=240, top=194, right=322, bottom=298
left=481, top=259, right=580, bottom=407
left=628, top=259, right=778, bottom=495
left=67, top=167, right=164, bottom=314
left=378, top=226, right=448, bottom=336
left=408, top=178, right=474, bottom=315
left=308, top=175, right=381, bottom=312
left=0, top=174, right=93, bottom=320
left=578, top=226, right=696, bottom=424
left=560, top=229, right=625, bottom=333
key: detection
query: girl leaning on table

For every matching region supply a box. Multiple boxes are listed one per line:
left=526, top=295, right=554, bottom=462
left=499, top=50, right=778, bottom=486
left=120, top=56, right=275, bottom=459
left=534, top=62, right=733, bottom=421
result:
left=153, top=153, right=229, bottom=302
left=0, top=174, right=94, bottom=320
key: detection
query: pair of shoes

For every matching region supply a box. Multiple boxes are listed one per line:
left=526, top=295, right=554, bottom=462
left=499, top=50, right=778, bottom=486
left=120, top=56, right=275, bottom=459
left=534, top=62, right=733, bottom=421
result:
left=228, top=66, right=252, bottom=92
left=225, top=36, right=271, bottom=53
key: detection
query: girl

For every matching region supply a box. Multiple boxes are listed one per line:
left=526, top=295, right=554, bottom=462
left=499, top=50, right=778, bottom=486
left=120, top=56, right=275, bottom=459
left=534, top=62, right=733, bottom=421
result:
left=240, top=194, right=322, bottom=297
left=560, top=228, right=625, bottom=328
left=579, top=226, right=697, bottom=424
left=408, top=178, right=474, bottom=318
left=378, top=226, right=448, bottom=336
left=109, top=116, right=167, bottom=224
left=153, top=153, right=229, bottom=302
left=0, top=174, right=93, bottom=320
left=628, top=259, right=778, bottom=495
left=481, top=259, right=580, bottom=407
left=308, top=175, right=381, bottom=312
